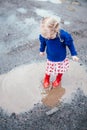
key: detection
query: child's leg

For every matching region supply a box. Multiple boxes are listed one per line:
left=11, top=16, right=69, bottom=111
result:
left=43, top=73, right=50, bottom=88
left=52, top=73, right=62, bottom=88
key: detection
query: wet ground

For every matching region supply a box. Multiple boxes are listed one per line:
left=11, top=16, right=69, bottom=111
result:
left=0, top=60, right=87, bottom=114
left=0, top=0, right=87, bottom=130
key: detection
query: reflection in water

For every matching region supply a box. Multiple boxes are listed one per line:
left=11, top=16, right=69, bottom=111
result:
left=0, top=61, right=87, bottom=113
left=42, top=85, right=65, bottom=107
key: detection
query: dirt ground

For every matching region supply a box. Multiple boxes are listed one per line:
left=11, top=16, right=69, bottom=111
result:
left=0, top=0, right=87, bottom=130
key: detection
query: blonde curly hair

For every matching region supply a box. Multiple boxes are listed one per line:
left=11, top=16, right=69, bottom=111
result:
left=40, top=17, right=60, bottom=39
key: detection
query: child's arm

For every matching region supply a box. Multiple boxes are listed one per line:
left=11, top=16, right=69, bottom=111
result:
left=67, top=40, right=79, bottom=61
left=64, top=31, right=79, bottom=61
left=39, top=35, right=46, bottom=56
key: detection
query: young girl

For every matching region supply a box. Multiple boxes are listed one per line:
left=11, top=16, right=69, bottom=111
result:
left=39, top=16, right=79, bottom=89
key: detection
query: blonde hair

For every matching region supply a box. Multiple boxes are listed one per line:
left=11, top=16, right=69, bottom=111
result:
left=40, top=17, right=60, bottom=39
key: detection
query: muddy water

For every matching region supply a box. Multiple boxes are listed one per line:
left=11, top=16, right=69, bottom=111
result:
left=0, top=60, right=87, bottom=114
left=42, top=86, right=65, bottom=107
left=62, top=61, right=87, bottom=103
left=0, top=62, right=45, bottom=113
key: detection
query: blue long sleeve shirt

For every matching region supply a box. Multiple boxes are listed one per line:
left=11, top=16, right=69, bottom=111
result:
left=39, top=29, right=77, bottom=62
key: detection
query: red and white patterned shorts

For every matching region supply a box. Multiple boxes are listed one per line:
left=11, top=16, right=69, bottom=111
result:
left=46, top=58, right=69, bottom=75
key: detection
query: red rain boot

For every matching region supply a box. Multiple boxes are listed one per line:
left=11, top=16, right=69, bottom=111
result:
left=43, top=74, right=50, bottom=88
left=52, top=74, right=62, bottom=88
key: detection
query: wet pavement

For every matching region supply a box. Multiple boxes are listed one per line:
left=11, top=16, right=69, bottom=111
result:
left=0, top=0, right=87, bottom=130
left=0, top=61, right=87, bottom=114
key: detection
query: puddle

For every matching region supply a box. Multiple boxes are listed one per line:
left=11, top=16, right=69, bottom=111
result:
left=0, top=62, right=45, bottom=113
left=7, top=14, right=18, bottom=25
left=48, top=0, right=62, bottom=4
left=17, top=8, right=27, bottom=14
left=42, top=86, right=65, bottom=107
left=61, top=61, right=87, bottom=103
left=35, top=8, right=61, bottom=22
left=24, top=18, right=37, bottom=25
left=35, top=8, right=54, bottom=17
left=0, top=61, right=87, bottom=114
left=0, top=14, right=39, bottom=54
left=36, top=0, right=62, bottom=4
left=64, top=21, right=71, bottom=25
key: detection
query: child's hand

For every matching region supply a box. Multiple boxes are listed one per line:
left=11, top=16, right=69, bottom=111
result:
left=39, top=52, right=45, bottom=56
left=72, top=56, right=79, bottom=62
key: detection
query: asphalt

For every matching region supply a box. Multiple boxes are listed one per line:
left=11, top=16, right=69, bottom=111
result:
left=0, top=0, right=87, bottom=130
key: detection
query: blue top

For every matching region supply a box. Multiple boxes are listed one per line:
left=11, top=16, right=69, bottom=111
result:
left=39, top=29, right=77, bottom=62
